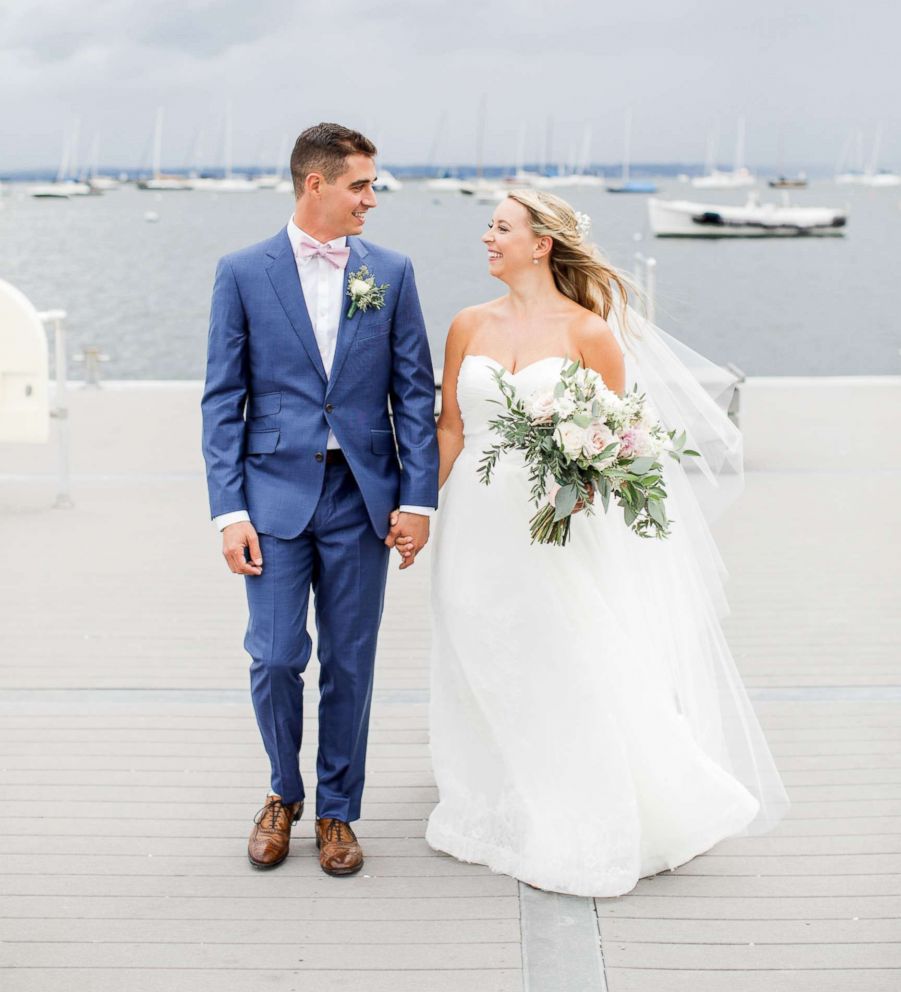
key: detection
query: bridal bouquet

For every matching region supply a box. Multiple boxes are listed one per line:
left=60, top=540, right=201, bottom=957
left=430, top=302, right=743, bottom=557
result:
left=478, top=360, right=698, bottom=546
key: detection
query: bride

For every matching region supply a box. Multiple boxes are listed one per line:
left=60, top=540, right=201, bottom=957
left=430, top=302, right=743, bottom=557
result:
left=404, top=189, right=789, bottom=897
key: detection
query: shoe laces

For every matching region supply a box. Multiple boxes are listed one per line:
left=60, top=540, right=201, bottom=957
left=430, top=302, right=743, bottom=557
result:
left=254, top=797, right=292, bottom=832
left=323, top=819, right=355, bottom=844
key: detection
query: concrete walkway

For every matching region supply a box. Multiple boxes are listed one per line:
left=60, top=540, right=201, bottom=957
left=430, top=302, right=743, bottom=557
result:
left=0, top=377, right=899, bottom=991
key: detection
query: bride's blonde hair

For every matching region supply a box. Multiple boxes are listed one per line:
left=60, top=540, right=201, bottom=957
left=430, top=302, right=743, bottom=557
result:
left=506, top=189, right=637, bottom=333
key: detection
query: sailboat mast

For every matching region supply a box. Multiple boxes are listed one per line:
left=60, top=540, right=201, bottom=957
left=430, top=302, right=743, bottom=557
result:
left=224, top=104, right=233, bottom=180
left=622, top=109, right=632, bottom=184
left=734, top=116, right=746, bottom=173
left=153, top=107, right=163, bottom=180
left=475, top=95, right=486, bottom=180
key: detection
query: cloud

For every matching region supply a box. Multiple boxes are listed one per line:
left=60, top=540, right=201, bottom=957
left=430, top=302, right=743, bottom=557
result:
left=0, top=0, right=899, bottom=171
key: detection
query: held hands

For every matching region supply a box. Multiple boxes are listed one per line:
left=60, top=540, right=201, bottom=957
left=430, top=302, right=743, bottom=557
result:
left=385, top=510, right=430, bottom=569
left=222, top=521, right=264, bottom=576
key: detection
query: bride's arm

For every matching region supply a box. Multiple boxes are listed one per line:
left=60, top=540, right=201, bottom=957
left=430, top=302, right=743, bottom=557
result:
left=576, top=314, right=626, bottom=395
left=437, top=314, right=469, bottom=489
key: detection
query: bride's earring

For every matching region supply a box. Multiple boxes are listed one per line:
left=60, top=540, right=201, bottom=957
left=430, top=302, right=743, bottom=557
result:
left=532, top=257, right=540, bottom=265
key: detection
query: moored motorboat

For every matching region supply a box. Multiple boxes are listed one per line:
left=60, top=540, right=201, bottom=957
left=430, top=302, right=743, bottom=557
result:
left=648, top=194, right=847, bottom=237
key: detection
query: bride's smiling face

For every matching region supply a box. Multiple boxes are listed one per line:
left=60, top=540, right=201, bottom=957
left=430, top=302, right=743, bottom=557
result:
left=482, top=198, right=541, bottom=279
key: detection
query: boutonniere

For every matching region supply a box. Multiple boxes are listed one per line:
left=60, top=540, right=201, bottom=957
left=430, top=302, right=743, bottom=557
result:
left=346, top=265, right=389, bottom=319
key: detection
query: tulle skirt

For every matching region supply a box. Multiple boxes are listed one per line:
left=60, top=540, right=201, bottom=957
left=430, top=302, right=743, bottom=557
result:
left=426, top=447, right=789, bottom=897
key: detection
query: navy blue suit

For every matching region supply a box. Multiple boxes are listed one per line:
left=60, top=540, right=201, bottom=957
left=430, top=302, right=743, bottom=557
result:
left=201, top=229, right=438, bottom=817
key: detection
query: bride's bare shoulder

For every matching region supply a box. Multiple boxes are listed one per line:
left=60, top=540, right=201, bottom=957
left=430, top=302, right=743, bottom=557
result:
left=447, top=299, right=506, bottom=346
left=571, top=309, right=622, bottom=356
left=571, top=309, right=625, bottom=391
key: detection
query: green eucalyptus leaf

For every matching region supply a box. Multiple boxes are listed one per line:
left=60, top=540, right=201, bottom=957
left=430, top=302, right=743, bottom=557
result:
left=554, top=484, right=579, bottom=521
left=628, top=456, right=656, bottom=475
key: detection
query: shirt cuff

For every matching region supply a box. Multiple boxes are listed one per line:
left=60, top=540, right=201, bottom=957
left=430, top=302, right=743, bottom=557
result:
left=399, top=505, right=435, bottom=518
left=214, top=510, right=251, bottom=531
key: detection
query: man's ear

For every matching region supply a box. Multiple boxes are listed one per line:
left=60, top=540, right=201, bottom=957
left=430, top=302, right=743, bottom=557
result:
left=305, top=172, right=323, bottom=196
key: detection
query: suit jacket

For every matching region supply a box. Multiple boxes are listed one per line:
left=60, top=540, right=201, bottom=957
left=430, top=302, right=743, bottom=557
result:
left=201, top=229, right=439, bottom=540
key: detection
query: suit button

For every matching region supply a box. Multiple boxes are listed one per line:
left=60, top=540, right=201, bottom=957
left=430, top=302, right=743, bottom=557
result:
left=325, top=403, right=334, bottom=413
left=315, top=452, right=324, bottom=462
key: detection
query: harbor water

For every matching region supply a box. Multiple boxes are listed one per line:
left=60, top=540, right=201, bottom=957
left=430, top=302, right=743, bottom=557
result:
left=0, top=180, right=898, bottom=378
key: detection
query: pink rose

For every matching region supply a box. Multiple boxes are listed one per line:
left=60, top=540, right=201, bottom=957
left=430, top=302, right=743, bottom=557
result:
left=618, top=427, right=652, bottom=458
left=583, top=422, right=617, bottom=459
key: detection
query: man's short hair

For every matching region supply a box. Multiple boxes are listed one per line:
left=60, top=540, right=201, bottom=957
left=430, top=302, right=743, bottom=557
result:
left=290, top=123, right=377, bottom=196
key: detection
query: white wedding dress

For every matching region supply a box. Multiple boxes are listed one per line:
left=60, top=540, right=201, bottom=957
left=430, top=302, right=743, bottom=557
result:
left=426, top=349, right=789, bottom=897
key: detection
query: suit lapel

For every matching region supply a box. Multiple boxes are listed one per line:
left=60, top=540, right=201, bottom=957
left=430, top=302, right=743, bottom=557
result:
left=264, top=229, right=328, bottom=383
left=327, top=237, right=370, bottom=395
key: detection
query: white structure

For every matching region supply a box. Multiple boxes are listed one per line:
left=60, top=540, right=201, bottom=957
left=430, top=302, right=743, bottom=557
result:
left=137, top=108, right=193, bottom=191
left=692, top=118, right=756, bottom=189
left=188, top=105, right=256, bottom=193
left=373, top=169, right=403, bottom=192
left=0, top=280, right=50, bottom=443
left=0, top=281, right=73, bottom=506
left=648, top=195, right=848, bottom=237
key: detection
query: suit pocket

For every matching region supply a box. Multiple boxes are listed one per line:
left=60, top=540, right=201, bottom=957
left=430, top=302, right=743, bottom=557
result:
left=248, top=392, right=281, bottom=417
left=370, top=428, right=396, bottom=455
left=357, top=319, right=391, bottom=342
left=245, top=429, right=280, bottom=454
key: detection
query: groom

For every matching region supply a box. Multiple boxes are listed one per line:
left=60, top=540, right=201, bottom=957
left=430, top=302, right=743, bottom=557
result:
left=201, top=123, right=438, bottom=874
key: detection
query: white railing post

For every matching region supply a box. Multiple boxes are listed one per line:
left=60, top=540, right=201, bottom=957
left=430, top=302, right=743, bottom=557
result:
left=37, top=309, right=73, bottom=509
left=645, top=257, right=657, bottom=325
left=632, top=243, right=657, bottom=324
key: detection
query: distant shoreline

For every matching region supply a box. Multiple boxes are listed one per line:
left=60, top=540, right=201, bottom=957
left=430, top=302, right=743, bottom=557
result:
left=0, top=162, right=833, bottom=183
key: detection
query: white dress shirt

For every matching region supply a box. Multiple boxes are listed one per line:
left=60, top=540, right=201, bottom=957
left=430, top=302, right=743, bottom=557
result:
left=213, top=219, right=432, bottom=531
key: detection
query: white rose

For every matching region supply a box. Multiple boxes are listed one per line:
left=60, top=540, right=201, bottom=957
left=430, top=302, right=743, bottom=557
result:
left=552, top=394, right=576, bottom=419
left=582, top=422, right=617, bottom=459
left=555, top=422, right=586, bottom=460
left=525, top=389, right=556, bottom=423
left=349, top=278, right=371, bottom=298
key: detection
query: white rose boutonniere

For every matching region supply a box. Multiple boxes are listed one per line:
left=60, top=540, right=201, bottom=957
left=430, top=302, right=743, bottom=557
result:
left=346, top=264, right=389, bottom=319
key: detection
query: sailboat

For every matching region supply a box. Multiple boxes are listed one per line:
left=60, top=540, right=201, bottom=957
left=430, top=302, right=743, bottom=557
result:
left=189, top=106, right=256, bottom=192
left=373, top=168, right=403, bottom=191
left=607, top=110, right=657, bottom=193
left=137, top=109, right=192, bottom=191
left=691, top=118, right=756, bottom=189
left=459, top=96, right=505, bottom=201
left=860, top=125, right=901, bottom=187
left=87, top=135, right=120, bottom=192
left=255, top=135, right=288, bottom=189
left=30, top=121, right=92, bottom=198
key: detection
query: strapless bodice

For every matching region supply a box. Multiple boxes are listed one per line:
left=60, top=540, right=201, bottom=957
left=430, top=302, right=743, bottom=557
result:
left=456, top=354, right=569, bottom=448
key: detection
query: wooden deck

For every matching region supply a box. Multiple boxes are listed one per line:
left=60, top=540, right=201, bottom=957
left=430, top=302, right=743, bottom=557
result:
left=1, top=377, right=899, bottom=991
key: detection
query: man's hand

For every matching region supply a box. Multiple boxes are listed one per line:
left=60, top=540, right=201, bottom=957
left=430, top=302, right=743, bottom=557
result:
left=385, top=510, right=430, bottom=570
left=222, top=521, right=263, bottom=576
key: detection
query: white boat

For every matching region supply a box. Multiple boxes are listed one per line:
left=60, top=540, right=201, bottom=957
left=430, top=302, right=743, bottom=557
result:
left=692, top=119, right=756, bottom=189
left=861, top=171, right=901, bottom=187
left=30, top=181, right=92, bottom=199
left=425, top=175, right=465, bottom=192
left=835, top=126, right=900, bottom=186
left=189, top=176, right=256, bottom=192
left=648, top=194, right=847, bottom=238
left=188, top=107, right=256, bottom=192
left=254, top=136, right=289, bottom=189
left=459, top=178, right=506, bottom=202
left=137, top=109, right=192, bottom=191
left=373, top=168, right=403, bottom=192
left=275, top=179, right=294, bottom=194
left=30, top=121, right=93, bottom=198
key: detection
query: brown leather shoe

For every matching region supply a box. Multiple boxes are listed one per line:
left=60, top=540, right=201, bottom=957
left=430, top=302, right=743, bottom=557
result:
left=247, top=795, right=303, bottom=870
left=315, top=817, right=364, bottom=876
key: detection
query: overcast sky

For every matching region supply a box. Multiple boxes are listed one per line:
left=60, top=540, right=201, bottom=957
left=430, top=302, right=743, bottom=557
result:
left=2, top=0, right=899, bottom=172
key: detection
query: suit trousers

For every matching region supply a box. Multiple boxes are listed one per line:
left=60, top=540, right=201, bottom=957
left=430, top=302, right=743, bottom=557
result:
left=244, top=459, right=390, bottom=820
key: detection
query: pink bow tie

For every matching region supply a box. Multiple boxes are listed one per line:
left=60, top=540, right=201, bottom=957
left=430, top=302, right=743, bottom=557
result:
left=297, top=238, right=350, bottom=269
